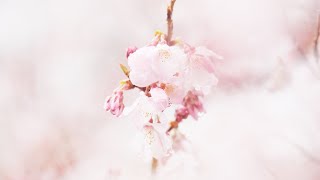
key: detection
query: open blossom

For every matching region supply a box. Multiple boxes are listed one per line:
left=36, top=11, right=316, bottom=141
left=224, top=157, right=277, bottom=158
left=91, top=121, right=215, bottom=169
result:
left=152, top=44, right=187, bottom=82
left=150, top=87, right=169, bottom=112
left=125, top=93, right=163, bottom=127
left=128, top=44, right=187, bottom=87
left=104, top=91, right=124, bottom=117
left=127, top=46, right=158, bottom=87
left=127, top=93, right=172, bottom=159
left=139, top=122, right=172, bottom=160
left=127, top=89, right=170, bottom=123
left=187, top=46, right=222, bottom=73
left=182, top=90, right=205, bottom=120
left=184, top=46, right=222, bottom=94
left=164, top=83, right=186, bottom=104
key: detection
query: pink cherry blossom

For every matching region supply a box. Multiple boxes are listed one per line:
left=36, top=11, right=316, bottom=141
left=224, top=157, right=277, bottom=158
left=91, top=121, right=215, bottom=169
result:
left=103, top=0, right=222, bottom=167
left=152, top=44, right=187, bottom=83
left=150, top=87, right=169, bottom=112
left=185, top=66, right=218, bottom=94
left=139, top=122, right=172, bottom=160
left=128, top=46, right=158, bottom=87
left=128, top=44, right=187, bottom=87
left=189, top=46, right=222, bottom=73
left=126, top=93, right=172, bottom=160
left=164, top=83, right=186, bottom=104
left=104, top=91, right=125, bottom=117
left=184, top=46, right=222, bottom=94
left=182, top=90, right=205, bottom=120
left=125, top=93, right=168, bottom=128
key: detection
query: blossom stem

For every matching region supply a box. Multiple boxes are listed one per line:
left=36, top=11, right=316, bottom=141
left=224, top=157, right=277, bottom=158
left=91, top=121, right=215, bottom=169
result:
left=166, top=0, right=176, bottom=45
left=167, top=120, right=179, bottom=133
left=151, top=157, right=158, bottom=174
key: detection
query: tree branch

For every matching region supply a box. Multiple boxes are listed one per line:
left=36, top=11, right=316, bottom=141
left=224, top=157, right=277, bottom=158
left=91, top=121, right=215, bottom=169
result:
left=166, top=0, right=176, bottom=44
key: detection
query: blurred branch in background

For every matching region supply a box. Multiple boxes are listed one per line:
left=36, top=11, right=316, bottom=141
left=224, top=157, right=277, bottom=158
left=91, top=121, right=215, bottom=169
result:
left=313, top=14, right=320, bottom=63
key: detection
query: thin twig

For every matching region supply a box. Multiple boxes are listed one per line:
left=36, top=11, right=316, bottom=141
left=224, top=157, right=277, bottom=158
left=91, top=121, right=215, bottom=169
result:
left=166, top=120, right=179, bottom=134
left=166, top=0, right=176, bottom=44
left=151, top=157, right=158, bottom=174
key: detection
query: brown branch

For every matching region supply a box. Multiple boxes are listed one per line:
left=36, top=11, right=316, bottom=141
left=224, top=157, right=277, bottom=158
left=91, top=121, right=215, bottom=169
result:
left=151, top=157, right=158, bottom=174
left=166, top=0, right=176, bottom=44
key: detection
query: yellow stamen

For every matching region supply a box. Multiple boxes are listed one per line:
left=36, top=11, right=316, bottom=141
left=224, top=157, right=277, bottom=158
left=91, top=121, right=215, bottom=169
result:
left=154, top=30, right=164, bottom=37
left=158, top=49, right=171, bottom=62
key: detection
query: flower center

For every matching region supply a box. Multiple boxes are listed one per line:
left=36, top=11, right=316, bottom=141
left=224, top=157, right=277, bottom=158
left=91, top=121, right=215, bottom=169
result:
left=164, top=84, right=174, bottom=95
left=158, top=49, right=171, bottom=62
left=144, top=126, right=155, bottom=145
left=144, top=112, right=152, bottom=118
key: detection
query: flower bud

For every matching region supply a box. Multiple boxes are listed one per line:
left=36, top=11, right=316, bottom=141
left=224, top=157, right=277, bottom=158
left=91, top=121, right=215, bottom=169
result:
left=175, top=107, right=189, bottom=122
left=104, top=91, right=125, bottom=117
left=126, top=46, right=138, bottom=59
left=182, top=90, right=205, bottom=120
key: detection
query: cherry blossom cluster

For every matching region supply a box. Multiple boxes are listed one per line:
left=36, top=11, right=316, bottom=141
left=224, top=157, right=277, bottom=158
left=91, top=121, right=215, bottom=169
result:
left=104, top=31, right=222, bottom=161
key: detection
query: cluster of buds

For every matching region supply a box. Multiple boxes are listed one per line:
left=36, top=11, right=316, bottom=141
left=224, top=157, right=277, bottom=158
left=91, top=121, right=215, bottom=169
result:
left=174, top=90, right=205, bottom=122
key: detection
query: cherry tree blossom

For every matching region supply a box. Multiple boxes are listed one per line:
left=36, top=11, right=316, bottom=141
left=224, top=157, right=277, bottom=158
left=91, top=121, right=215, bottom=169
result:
left=104, top=0, right=222, bottom=173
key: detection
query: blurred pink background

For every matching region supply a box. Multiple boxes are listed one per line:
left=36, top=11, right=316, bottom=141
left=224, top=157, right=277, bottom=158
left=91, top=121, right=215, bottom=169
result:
left=1, top=0, right=320, bottom=179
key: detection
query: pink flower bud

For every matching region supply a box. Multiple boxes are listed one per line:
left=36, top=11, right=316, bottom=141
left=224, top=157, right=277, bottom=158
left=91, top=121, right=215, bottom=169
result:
left=175, top=107, right=189, bottom=122
left=182, top=90, right=205, bottom=120
left=126, top=46, right=138, bottom=59
left=104, top=91, right=125, bottom=117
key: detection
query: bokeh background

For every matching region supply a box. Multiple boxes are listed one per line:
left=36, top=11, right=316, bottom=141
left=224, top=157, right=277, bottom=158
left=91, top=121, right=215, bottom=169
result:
left=1, top=0, right=320, bottom=179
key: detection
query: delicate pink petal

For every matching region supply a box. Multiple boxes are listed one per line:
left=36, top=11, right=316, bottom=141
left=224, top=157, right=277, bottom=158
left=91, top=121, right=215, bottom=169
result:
left=104, top=91, right=125, bottom=117
left=126, top=46, right=138, bottom=59
left=164, top=83, right=186, bottom=104
left=129, top=70, right=157, bottom=87
left=153, top=44, right=188, bottom=83
left=128, top=46, right=158, bottom=87
left=195, top=46, right=223, bottom=60
left=150, top=88, right=169, bottom=111
left=142, top=123, right=172, bottom=159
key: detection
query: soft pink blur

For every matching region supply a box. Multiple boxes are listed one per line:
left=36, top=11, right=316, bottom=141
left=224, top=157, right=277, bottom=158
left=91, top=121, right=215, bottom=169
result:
left=0, top=0, right=320, bottom=179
